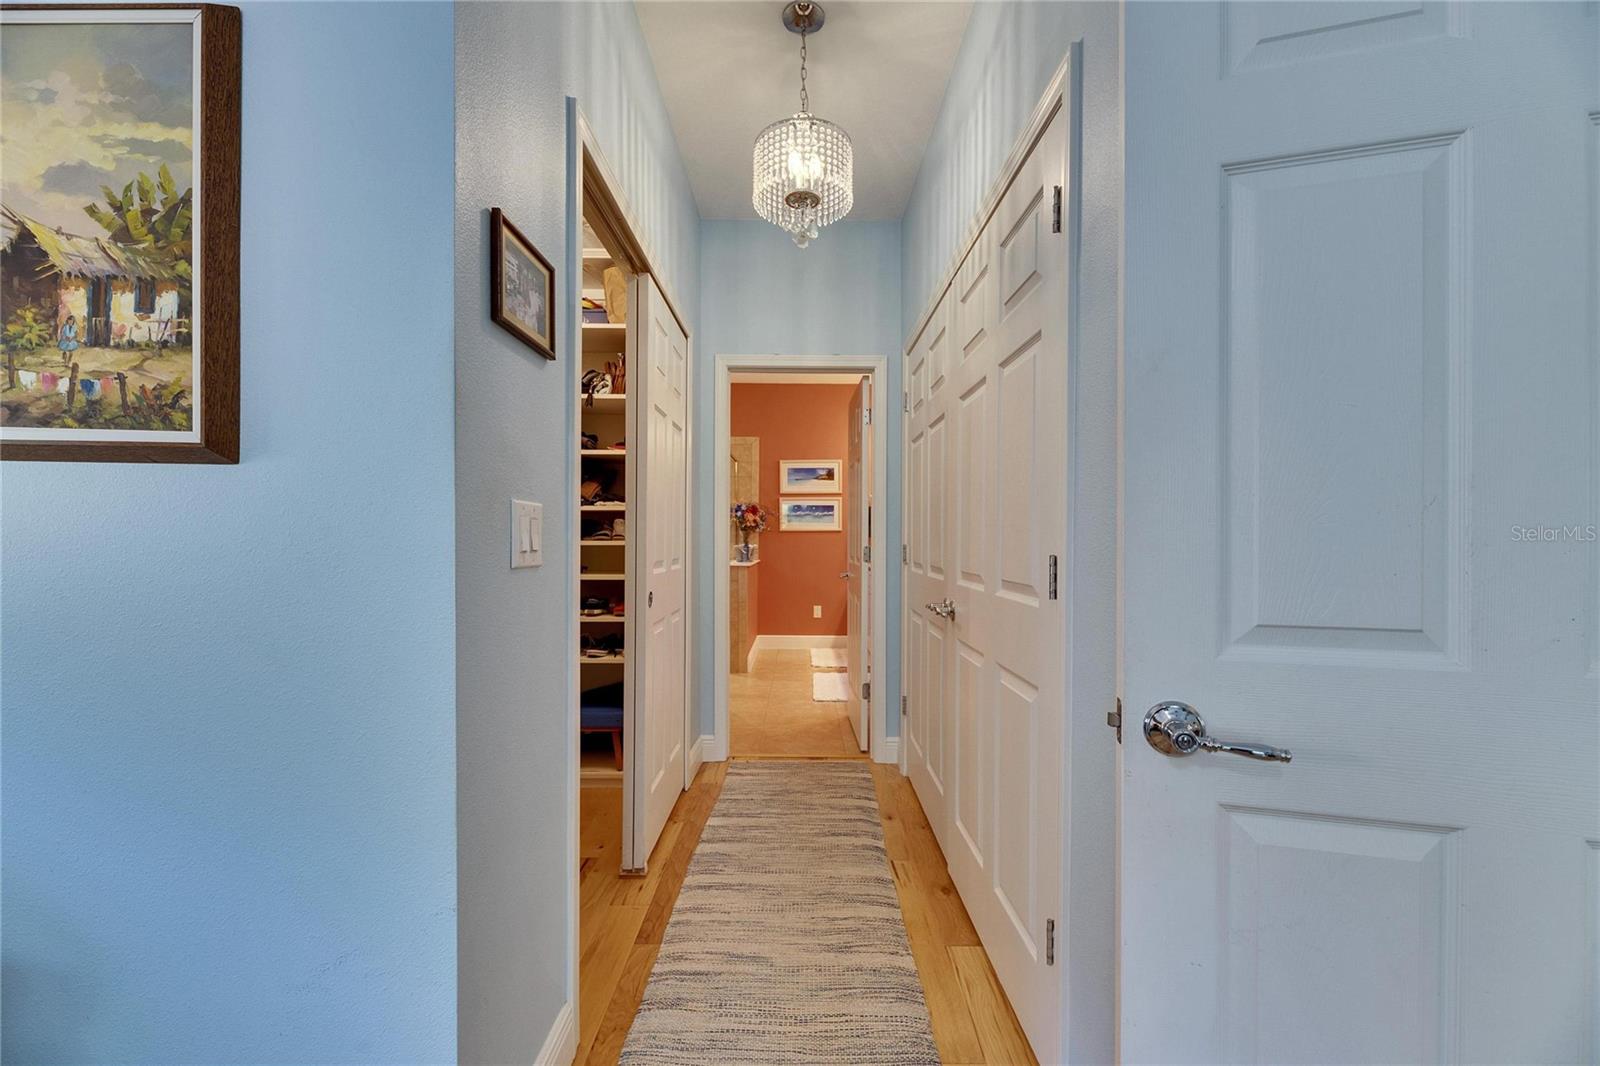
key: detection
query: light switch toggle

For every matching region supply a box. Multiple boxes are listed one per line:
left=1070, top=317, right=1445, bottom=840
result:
left=512, top=500, right=542, bottom=568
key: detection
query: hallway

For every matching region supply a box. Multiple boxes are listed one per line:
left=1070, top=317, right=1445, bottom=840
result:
left=577, top=757, right=1035, bottom=1064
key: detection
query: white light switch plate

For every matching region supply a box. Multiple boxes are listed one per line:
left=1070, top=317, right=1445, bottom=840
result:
left=511, top=500, right=542, bottom=568
left=813, top=605, right=823, bottom=618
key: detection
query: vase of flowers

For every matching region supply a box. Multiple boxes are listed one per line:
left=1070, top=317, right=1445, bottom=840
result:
left=731, top=502, right=768, bottom=562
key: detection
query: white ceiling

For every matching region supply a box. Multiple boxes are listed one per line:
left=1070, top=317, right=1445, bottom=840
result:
left=637, top=1, right=973, bottom=221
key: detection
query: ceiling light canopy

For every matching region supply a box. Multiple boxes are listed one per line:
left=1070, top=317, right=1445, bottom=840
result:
left=752, top=1, right=853, bottom=248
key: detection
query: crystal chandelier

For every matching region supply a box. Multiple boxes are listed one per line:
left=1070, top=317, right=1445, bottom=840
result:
left=752, top=2, right=853, bottom=248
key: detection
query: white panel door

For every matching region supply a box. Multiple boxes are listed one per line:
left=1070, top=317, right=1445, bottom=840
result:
left=906, top=291, right=952, bottom=832
left=905, top=102, right=1071, bottom=1062
left=948, top=105, right=1068, bottom=1063
left=1123, top=4, right=1599, bottom=1062
left=847, top=377, right=872, bottom=751
left=624, top=274, right=688, bottom=872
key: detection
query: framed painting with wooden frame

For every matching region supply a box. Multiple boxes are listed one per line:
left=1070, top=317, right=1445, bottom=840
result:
left=0, top=4, right=241, bottom=463
left=490, top=208, right=556, bottom=360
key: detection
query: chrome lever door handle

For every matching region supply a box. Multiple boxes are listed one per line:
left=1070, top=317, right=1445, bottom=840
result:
left=924, top=599, right=956, bottom=619
left=1143, top=702, right=1291, bottom=763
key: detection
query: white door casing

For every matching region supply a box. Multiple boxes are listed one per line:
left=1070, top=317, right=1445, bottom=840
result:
left=624, top=273, right=689, bottom=872
left=1122, top=3, right=1600, bottom=1062
left=847, top=378, right=872, bottom=751
left=904, top=101, right=1071, bottom=1062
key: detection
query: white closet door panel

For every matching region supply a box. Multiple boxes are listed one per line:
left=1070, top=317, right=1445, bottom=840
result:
left=624, top=274, right=688, bottom=871
left=904, top=101, right=1072, bottom=1062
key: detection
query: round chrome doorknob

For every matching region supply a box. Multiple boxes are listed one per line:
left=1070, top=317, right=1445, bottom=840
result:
left=1144, top=702, right=1206, bottom=756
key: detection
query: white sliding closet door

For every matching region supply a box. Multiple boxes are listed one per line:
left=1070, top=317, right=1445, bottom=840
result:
left=623, top=273, right=689, bottom=872
left=904, top=101, right=1072, bottom=1062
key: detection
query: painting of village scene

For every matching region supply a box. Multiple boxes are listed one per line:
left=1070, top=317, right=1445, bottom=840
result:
left=1, top=14, right=200, bottom=438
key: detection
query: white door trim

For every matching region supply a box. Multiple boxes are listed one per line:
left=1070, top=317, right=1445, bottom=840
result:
left=711, top=354, right=892, bottom=764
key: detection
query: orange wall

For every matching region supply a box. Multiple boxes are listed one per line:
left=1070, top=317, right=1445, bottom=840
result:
left=730, top=382, right=857, bottom=636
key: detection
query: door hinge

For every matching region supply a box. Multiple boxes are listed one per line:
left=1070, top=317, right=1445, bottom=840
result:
left=863, top=544, right=872, bottom=564
left=1047, top=554, right=1058, bottom=600
left=902, top=543, right=908, bottom=564
left=1046, top=918, right=1056, bottom=965
left=903, top=390, right=910, bottom=412
left=864, top=406, right=873, bottom=426
left=901, top=694, right=908, bottom=718
left=862, top=680, right=871, bottom=702
left=1051, top=186, right=1063, bottom=233
left=1107, top=697, right=1122, bottom=744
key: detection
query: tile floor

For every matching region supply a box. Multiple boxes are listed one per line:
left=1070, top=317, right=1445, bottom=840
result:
left=729, top=647, right=866, bottom=758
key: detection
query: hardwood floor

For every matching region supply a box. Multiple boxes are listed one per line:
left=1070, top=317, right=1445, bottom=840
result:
left=729, top=648, right=866, bottom=758
left=577, top=755, right=1037, bottom=1064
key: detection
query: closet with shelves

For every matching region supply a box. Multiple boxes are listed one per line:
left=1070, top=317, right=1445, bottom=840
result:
left=577, top=123, right=691, bottom=875
left=578, top=218, right=630, bottom=780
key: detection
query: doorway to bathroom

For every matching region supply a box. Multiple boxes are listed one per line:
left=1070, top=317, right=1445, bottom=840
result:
left=712, top=357, right=890, bottom=762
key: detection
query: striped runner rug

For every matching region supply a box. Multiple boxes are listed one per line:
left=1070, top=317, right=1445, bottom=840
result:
left=620, top=761, right=939, bottom=1065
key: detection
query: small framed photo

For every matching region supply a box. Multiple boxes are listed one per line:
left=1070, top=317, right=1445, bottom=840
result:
left=779, top=459, right=842, bottom=494
left=780, top=497, right=842, bottom=531
left=490, top=208, right=555, bottom=360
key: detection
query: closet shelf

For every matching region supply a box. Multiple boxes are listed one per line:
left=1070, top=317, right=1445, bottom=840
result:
left=582, top=323, right=626, bottom=354
left=580, top=504, right=626, bottom=513
left=581, top=572, right=626, bottom=580
left=580, top=394, right=627, bottom=412
left=580, top=537, right=627, bottom=545
left=580, top=615, right=626, bottom=624
left=581, top=654, right=625, bottom=664
left=581, top=449, right=627, bottom=459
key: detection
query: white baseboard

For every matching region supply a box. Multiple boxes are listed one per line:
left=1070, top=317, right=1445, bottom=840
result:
left=701, top=732, right=728, bottom=762
left=874, top=736, right=899, bottom=766
left=750, top=633, right=847, bottom=657
left=534, top=1001, right=576, bottom=1066
left=688, top=733, right=707, bottom=778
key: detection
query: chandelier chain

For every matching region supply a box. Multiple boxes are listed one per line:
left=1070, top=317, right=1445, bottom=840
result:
left=799, top=30, right=808, bottom=113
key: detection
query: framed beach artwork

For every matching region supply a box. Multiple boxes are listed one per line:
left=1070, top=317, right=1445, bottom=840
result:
left=779, top=497, right=842, bottom=532
left=779, top=459, right=841, bottom=494
left=1, top=4, right=241, bottom=463
left=490, top=208, right=555, bottom=360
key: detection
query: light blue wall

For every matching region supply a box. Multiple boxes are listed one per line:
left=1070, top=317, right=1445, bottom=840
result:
left=901, top=1, right=1119, bottom=338
left=453, top=4, right=699, bottom=1062
left=0, top=4, right=458, bottom=1061
left=695, top=220, right=903, bottom=739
